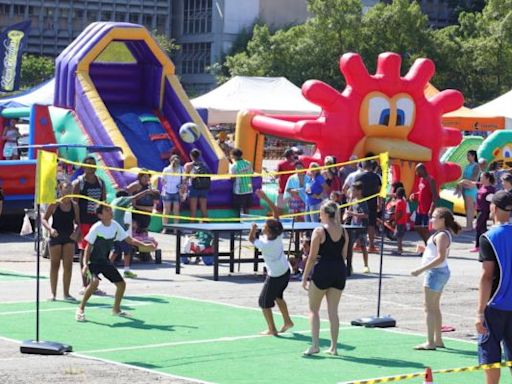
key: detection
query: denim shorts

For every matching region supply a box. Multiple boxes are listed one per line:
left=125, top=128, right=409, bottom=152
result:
left=424, top=266, right=450, bottom=292
left=162, top=192, right=179, bottom=203
left=189, top=188, right=208, bottom=199
left=478, top=306, right=512, bottom=364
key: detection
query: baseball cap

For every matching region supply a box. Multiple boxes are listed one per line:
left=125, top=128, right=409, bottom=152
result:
left=492, top=190, right=512, bottom=211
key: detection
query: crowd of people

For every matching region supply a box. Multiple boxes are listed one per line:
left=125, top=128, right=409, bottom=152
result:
left=3, top=141, right=511, bottom=381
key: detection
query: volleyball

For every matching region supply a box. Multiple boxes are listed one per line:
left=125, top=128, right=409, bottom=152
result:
left=179, top=122, right=201, bottom=143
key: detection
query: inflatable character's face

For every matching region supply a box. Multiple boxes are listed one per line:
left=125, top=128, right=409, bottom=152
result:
left=492, top=144, right=512, bottom=169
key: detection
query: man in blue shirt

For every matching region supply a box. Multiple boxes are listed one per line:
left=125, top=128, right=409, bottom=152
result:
left=477, top=190, right=512, bottom=384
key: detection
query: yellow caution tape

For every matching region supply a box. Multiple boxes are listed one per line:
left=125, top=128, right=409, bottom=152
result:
left=58, top=153, right=383, bottom=179
left=59, top=193, right=381, bottom=223
left=340, top=361, right=512, bottom=384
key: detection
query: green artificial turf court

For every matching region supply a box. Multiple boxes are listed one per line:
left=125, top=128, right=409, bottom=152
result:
left=0, top=294, right=499, bottom=384
left=0, top=269, right=47, bottom=281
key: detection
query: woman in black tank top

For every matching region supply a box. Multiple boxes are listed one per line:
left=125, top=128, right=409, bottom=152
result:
left=42, top=182, right=80, bottom=301
left=127, top=171, right=158, bottom=233
left=302, top=200, right=348, bottom=356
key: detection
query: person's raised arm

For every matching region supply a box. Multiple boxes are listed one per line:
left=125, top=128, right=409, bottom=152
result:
left=256, top=189, right=279, bottom=219
left=248, top=223, right=258, bottom=244
left=125, top=236, right=157, bottom=251
left=302, top=227, right=322, bottom=290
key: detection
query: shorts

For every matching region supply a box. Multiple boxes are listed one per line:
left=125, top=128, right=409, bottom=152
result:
left=162, top=192, right=180, bottom=203
left=394, top=224, right=406, bottom=239
left=233, top=193, right=252, bottom=211
left=49, top=235, right=74, bottom=246
left=113, top=240, right=132, bottom=255
left=78, top=223, right=94, bottom=250
left=424, top=266, right=450, bottom=292
left=354, top=229, right=368, bottom=246
left=415, top=213, right=429, bottom=227
left=132, top=212, right=151, bottom=230
left=3, top=141, right=18, bottom=158
left=189, top=188, right=208, bottom=199
left=462, top=187, right=478, bottom=202
left=258, top=269, right=290, bottom=309
left=88, top=263, right=124, bottom=283
left=478, top=306, right=512, bottom=364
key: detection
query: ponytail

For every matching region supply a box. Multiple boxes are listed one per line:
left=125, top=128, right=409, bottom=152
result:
left=436, top=207, right=461, bottom=235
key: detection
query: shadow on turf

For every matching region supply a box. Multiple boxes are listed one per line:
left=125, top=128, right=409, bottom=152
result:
left=86, top=317, right=198, bottom=332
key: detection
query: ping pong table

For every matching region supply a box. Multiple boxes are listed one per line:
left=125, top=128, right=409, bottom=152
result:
left=165, top=222, right=362, bottom=281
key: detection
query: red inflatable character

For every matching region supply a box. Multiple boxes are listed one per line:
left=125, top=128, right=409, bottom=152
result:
left=249, top=52, right=463, bottom=194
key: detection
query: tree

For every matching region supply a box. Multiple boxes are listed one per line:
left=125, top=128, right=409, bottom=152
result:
left=20, top=54, right=54, bottom=90
left=360, top=0, right=434, bottom=74
left=153, top=32, right=180, bottom=56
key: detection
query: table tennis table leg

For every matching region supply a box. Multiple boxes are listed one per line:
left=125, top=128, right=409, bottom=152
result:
left=213, top=232, right=219, bottom=281
left=176, top=230, right=181, bottom=275
left=229, top=232, right=235, bottom=273
left=346, top=229, right=353, bottom=277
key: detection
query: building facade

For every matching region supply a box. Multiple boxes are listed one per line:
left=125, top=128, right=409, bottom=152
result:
left=0, top=0, right=309, bottom=94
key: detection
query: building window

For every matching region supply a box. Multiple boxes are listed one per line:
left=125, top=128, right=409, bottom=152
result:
left=74, top=9, right=83, bottom=19
left=13, top=4, right=25, bottom=16
left=102, top=11, right=112, bottom=21
left=143, top=14, right=153, bottom=28
left=156, top=15, right=167, bottom=34
left=0, top=4, right=9, bottom=15
left=129, top=13, right=139, bottom=24
left=181, top=42, right=211, bottom=74
left=116, top=12, right=125, bottom=22
left=183, top=0, right=212, bottom=35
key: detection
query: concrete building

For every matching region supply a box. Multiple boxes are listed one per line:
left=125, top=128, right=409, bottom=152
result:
left=0, top=0, right=309, bottom=95
left=0, top=1, right=171, bottom=57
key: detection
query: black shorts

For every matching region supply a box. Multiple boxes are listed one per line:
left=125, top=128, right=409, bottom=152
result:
left=49, top=235, right=74, bottom=246
left=233, top=193, right=252, bottom=211
left=88, top=263, right=124, bottom=283
left=258, top=269, right=290, bottom=309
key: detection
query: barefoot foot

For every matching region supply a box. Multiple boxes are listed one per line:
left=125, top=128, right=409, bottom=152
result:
left=324, top=348, right=338, bottom=355
left=414, top=343, right=436, bottom=350
left=260, top=329, right=277, bottom=336
left=303, top=346, right=320, bottom=356
left=279, top=322, right=294, bottom=333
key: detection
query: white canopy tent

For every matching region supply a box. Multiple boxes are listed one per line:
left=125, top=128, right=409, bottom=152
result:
left=191, top=76, right=321, bottom=125
left=473, top=89, right=512, bottom=129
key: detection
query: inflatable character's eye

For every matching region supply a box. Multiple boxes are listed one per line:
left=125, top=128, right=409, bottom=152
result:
left=368, top=97, right=391, bottom=126
left=503, top=146, right=512, bottom=158
left=396, top=97, right=414, bottom=126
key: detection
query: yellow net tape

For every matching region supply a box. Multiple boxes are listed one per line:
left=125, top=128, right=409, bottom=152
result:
left=339, top=360, right=512, bottom=384
left=59, top=193, right=382, bottom=223
left=52, top=152, right=389, bottom=222
left=58, top=153, right=384, bottom=179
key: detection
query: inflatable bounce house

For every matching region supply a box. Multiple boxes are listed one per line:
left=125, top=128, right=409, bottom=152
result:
left=235, top=52, right=464, bottom=195
left=0, top=22, right=259, bottom=220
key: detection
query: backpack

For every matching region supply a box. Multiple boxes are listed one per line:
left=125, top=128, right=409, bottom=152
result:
left=191, top=161, right=211, bottom=190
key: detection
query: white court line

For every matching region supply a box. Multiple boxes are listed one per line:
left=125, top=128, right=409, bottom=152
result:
left=0, top=302, right=150, bottom=316
left=80, top=326, right=355, bottom=354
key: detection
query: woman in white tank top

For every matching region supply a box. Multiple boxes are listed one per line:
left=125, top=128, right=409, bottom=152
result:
left=411, top=207, right=461, bottom=350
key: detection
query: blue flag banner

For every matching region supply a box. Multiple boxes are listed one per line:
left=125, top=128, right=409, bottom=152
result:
left=0, top=20, right=31, bottom=92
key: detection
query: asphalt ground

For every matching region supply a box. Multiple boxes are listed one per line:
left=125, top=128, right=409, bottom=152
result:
left=0, top=219, right=496, bottom=384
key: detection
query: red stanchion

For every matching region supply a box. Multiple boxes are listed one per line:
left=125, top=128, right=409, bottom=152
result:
left=423, top=367, right=434, bottom=384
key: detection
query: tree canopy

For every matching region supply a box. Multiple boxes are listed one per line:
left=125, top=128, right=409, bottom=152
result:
left=222, top=0, right=512, bottom=106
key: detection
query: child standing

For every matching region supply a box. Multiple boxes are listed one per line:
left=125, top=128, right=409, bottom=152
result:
left=393, top=187, right=408, bottom=256
left=2, top=121, right=20, bottom=160
left=249, top=189, right=294, bottom=336
left=344, top=181, right=370, bottom=273
left=76, top=205, right=156, bottom=321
